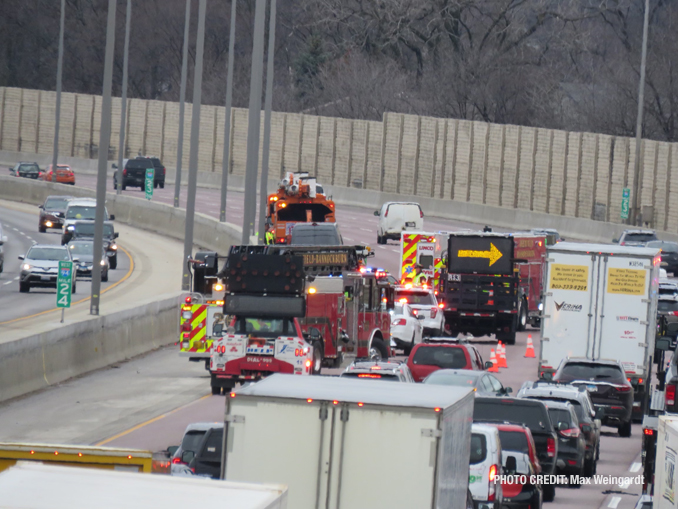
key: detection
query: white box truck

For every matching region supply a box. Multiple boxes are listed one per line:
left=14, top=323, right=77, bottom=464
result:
left=222, top=373, right=474, bottom=509
left=0, top=461, right=287, bottom=509
left=539, top=242, right=660, bottom=413
left=655, top=415, right=678, bottom=508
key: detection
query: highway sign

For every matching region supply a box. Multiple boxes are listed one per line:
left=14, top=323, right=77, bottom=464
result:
left=56, top=261, right=73, bottom=308
left=621, top=187, right=630, bottom=220
left=448, top=236, right=514, bottom=274
left=145, top=168, right=154, bottom=200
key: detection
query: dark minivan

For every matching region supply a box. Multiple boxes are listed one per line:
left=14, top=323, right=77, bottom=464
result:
left=474, top=397, right=558, bottom=502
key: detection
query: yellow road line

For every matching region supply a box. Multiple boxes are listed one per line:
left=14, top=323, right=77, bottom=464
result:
left=0, top=245, right=134, bottom=326
left=95, top=394, right=212, bottom=446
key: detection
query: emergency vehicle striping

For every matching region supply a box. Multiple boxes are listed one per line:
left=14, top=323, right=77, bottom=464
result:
left=180, top=304, right=209, bottom=353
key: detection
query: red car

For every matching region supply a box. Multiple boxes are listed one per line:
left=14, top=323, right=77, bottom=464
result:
left=488, top=423, right=543, bottom=509
left=406, top=339, right=486, bottom=383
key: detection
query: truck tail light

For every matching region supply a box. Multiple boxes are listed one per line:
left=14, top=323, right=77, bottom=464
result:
left=667, top=384, right=676, bottom=407
left=181, top=322, right=191, bottom=332
left=123, top=168, right=127, bottom=176
left=644, top=428, right=655, bottom=436
left=547, top=437, right=556, bottom=457
left=384, top=208, right=388, bottom=217
left=488, top=464, right=497, bottom=500
left=559, top=427, right=580, bottom=438
left=430, top=307, right=437, bottom=318
left=393, top=319, right=407, bottom=326
left=420, top=209, right=424, bottom=218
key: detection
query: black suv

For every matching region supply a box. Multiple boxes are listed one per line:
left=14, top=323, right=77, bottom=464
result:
left=517, top=380, right=602, bottom=476
left=61, top=220, right=119, bottom=269
left=647, top=240, right=678, bottom=275
left=10, top=161, right=42, bottom=179
left=38, top=195, right=73, bottom=232
left=188, top=426, right=223, bottom=479
left=474, top=397, right=558, bottom=502
left=552, top=358, right=634, bottom=437
left=112, top=156, right=165, bottom=190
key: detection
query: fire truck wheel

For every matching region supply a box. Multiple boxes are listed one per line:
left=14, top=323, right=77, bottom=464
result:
left=311, top=342, right=323, bottom=375
left=369, top=337, right=388, bottom=361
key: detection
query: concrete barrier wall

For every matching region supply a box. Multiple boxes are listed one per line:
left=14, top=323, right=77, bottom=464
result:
left=0, top=176, right=241, bottom=403
left=0, top=296, right=177, bottom=403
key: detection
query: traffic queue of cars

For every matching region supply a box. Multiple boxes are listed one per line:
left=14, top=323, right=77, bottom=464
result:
left=15, top=194, right=118, bottom=293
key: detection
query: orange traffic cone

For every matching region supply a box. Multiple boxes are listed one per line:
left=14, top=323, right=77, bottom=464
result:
left=497, top=341, right=508, bottom=368
left=488, top=349, right=499, bottom=372
left=524, top=334, right=536, bottom=358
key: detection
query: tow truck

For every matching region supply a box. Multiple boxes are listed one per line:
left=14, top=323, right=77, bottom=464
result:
left=208, top=246, right=393, bottom=394
left=265, top=172, right=336, bottom=244
left=179, top=251, right=226, bottom=368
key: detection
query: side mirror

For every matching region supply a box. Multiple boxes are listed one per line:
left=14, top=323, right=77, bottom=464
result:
left=38, top=205, right=44, bottom=209
left=373, top=210, right=380, bottom=217
left=113, top=232, right=119, bottom=239
left=612, top=238, right=618, bottom=243
left=111, top=164, right=118, bottom=169
left=309, top=328, right=321, bottom=340
left=656, top=337, right=673, bottom=351
left=18, top=255, right=25, bottom=260
left=181, top=450, right=195, bottom=464
left=72, top=257, right=80, bottom=263
left=541, top=371, right=554, bottom=381
left=167, top=445, right=179, bottom=457
left=505, top=455, right=517, bottom=475
left=557, top=421, right=569, bottom=431
left=109, top=214, right=115, bottom=221
left=213, top=323, right=224, bottom=336
left=484, top=361, right=493, bottom=369
left=503, top=387, right=513, bottom=394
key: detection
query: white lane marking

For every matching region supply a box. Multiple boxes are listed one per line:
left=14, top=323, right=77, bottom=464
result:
left=12, top=227, right=18, bottom=231
left=343, top=237, right=354, bottom=241
left=391, top=249, right=399, bottom=254
left=618, top=479, right=631, bottom=489
left=607, top=496, right=621, bottom=509
left=630, top=462, right=641, bottom=473
left=19, top=232, right=26, bottom=236
left=14, top=277, right=19, bottom=280
left=360, top=228, right=372, bottom=232
left=2, top=281, right=12, bottom=285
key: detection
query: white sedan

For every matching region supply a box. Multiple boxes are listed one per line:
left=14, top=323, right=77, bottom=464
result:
left=389, top=302, right=423, bottom=355
left=394, top=286, right=445, bottom=336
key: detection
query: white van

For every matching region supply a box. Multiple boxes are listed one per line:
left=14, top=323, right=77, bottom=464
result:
left=469, top=423, right=503, bottom=509
left=63, top=199, right=114, bottom=232
left=374, top=202, right=424, bottom=244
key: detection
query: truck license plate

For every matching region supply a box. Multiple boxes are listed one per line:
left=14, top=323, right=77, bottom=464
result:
left=405, top=221, right=416, bottom=227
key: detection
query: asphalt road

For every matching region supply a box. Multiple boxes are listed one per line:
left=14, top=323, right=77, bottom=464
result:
left=0, top=203, right=131, bottom=324
left=0, top=329, right=644, bottom=509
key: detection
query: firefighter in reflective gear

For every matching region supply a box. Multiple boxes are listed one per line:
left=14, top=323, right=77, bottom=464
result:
left=413, top=264, right=428, bottom=286
left=265, top=230, right=275, bottom=245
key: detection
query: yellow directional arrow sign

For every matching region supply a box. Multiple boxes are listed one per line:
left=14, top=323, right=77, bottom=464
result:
left=457, top=242, right=503, bottom=266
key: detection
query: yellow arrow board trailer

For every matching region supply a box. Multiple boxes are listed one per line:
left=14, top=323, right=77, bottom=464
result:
left=0, top=462, right=288, bottom=509
left=0, top=442, right=153, bottom=473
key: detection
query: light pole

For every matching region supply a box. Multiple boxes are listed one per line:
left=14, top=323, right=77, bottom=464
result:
left=174, top=0, right=192, bottom=208
left=241, top=0, right=267, bottom=244
left=116, top=0, right=132, bottom=195
left=257, top=0, right=277, bottom=240
left=631, top=0, right=651, bottom=226
left=220, top=0, right=237, bottom=223
left=90, top=0, right=117, bottom=315
left=52, top=0, right=66, bottom=182
left=181, top=0, right=207, bottom=292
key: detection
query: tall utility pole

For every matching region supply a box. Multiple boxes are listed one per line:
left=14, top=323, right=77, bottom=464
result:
left=241, top=0, right=267, bottom=244
left=174, top=0, right=192, bottom=208
left=90, top=0, right=117, bottom=315
left=116, top=0, right=132, bottom=195
left=181, top=0, right=207, bottom=292
left=631, top=0, right=651, bottom=226
left=52, top=0, right=66, bottom=183
left=257, top=0, right=277, bottom=240
left=219, top=0, right=237, bottom=223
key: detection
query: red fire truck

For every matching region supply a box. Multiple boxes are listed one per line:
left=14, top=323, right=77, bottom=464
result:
left=512, top=233, right=547, bottom=330
left=208, top=246, right=393, bottom=394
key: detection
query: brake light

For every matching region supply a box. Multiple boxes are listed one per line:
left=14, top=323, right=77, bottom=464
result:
left=162, top=167, right=166, bottom=175
left=420, top=209, right=423, bottom=218
left=216, top=345, right=226, bottom=354
left=667, top=384, right=676, bottom=406
left=489, top=464, right=497, bottom=482
left=438, top=302, right=444, bottom=309
left=172, top=457, right=184, bottom=465
left=123, top=168, right=127, bottom=176
left=393, top=319, right=407, bottom=326
left=616, top=385, right=632, bottom=393
left=644, top=428, right=655, bottom=436
left=620, top=241, right=626, bottom=246
left=559, top=427, right=581, bottom=438
left=358, top=374, right=381, bottom=378
left=384, top=208, right=388, bottom=217
left=185, top=296, right=192, bottom=304
left=547, top=437, right=555, bottom=457
left=430, top=307, right=437, bottom=318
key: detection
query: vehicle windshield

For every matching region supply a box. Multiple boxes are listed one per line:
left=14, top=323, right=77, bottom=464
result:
left=559, top=362, right=625, bottom=382
left=68, top=243, right=94, bottom=255
left=74, top=223, right=114, bottom=236
left=474, top=400, right=551, bottom=431
left=233, top=317, right=295, bottom=337
left=340, top=373, right=400, bottom=381
left=648, top=241, right=678, bottom=253
left=27, top=247, right=70, bottom=261
left=547, top=408, right=573, bottom=428
left=469, top=433, right=487, bottom=464
left=625, top=233, right=657, bottom=242
left=498, top=430, right=529, bottom=453
left=658, top=300, right=678, bottom=312
left=412, top=346, right=468, bottom=369
left=126, top=160, right=154, bottom=170
left=423, top=371, right=478, bottom=387
left=44, top=197, right=70, bottom=210
left=19, top=163, right=39, bottom=171
left=66, top=205, right=97, bottom=220
left=180, top=430, right=207, bottom=454
left=396, top=291, right=434, bottom=305
left=291, top=229, right=340, bottom=246
left=530, top=397, right=584, bottom=422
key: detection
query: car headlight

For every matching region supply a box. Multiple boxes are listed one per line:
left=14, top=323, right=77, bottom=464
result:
left=67, top=226, right=75, bottom=231
left=45, top=221, right=53, bottom=227
left=538, top=303, right=543, bottom=311
left=22, top=263, right=31, bottom=271
left=110, top=244, right=117, bottom=250
left=100, top=259, right=106, bottom=266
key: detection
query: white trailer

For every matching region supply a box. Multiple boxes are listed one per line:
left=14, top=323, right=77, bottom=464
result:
left=539, top=242, right=660, bottom=410
left=223, top=373, right=474, bottom=509
left=0, top=461, right=287, bottom=509
left=655, top=415, right=678, bottom=508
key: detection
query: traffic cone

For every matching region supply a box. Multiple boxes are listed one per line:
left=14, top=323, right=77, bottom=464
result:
left=488, top=349, right=499, bottom=372
left=497, top=341, right=508, bottom=368
left=524, top=334, right=536, bottom=358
